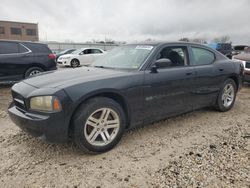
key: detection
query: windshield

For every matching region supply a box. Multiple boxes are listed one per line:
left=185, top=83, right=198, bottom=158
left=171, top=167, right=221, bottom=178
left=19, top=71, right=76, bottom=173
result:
left=57, top=49, right=68, bottom=55
left=92, top=45, right=154, bottom=69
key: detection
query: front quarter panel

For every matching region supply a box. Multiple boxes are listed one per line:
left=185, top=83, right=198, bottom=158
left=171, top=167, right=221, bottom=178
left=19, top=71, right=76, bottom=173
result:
left=63, top=72, right=145, bottom=127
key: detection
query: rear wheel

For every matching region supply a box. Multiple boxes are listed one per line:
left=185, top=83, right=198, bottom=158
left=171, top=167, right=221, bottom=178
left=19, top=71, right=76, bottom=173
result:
left=72, top=97, right=126, bottom=153
left=24, top=67, right=44, bottom=78
left=70, top=59, right=80, bottom=68
left=215, top=79, right=237, bottom=112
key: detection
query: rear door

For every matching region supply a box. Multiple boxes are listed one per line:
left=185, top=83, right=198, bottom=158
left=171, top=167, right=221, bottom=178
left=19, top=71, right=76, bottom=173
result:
left=91, top=49, right=104, bottom=61
left=0, top=41, right=31, bottom=82
left=189, top=46, right=223, bottom=109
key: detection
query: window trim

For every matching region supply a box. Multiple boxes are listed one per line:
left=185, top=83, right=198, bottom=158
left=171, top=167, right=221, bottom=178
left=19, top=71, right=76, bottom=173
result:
left=189, top=46, right=216, bottom=67
left=0, top=42, right=32, bottom=56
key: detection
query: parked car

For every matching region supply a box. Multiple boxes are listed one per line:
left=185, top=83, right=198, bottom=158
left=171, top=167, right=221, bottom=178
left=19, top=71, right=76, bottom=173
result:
left=55, top=49, right=76, bottom=61
left=8, top=42, right=243, bottom=153
left=206, top=43, right=232, bottom=59
left=0, top=40, right=57, bottom=83
left=232, top=45, right=250, bottom=56
left=57, top=48, right=105, bottom=67
left=232, top=51, right=250, bottom=82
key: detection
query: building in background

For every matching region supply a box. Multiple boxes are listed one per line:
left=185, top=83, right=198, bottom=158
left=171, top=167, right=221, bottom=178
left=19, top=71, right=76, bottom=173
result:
left=0, top=20, right=38, bottom=41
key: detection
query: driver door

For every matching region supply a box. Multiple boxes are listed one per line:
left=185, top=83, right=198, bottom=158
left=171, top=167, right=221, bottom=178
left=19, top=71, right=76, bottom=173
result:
left=79, top=49, right=94, bottom=65
left=143, top=45, right=196, bottom=123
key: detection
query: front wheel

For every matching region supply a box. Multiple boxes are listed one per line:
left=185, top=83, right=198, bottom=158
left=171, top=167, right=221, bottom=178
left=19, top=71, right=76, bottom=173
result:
left=70, top=59, right=80, bottom=68
left=215, top=79, right=237, bottom=112
left=72, top=97, right=126, bottom=153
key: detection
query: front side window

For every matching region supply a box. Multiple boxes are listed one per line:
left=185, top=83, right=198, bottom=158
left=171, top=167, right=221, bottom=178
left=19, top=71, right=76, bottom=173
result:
left=11, top=27, right=22, bottom=35
left=156, top=46, right=188, bottom=67
left=83, top=49, right=91, bottom=54
left=0, top=42, right=19, bottom=54
left=191, top=47, right=215, bottom=65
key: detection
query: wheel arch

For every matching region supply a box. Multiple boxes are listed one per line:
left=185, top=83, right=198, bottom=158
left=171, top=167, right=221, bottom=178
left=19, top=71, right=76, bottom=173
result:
left=24, top=64, right=46, bottom=78
left=71, top=58, right=80, bottom=63
left=228, top=74, right=239, bottom=92
left=68, top=90, right=131, bottom=137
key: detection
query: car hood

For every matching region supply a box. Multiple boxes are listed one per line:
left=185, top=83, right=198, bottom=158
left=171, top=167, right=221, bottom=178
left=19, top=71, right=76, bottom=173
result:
left=59, top=54, right=76, bottom=59
left=233, top=53, right=250, bottom=61
left=23, top=67, right=132, bottom=89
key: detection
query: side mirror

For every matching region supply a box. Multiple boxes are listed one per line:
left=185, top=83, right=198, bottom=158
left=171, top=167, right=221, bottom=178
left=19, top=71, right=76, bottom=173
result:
left=151, top=58, right=172, bottom=73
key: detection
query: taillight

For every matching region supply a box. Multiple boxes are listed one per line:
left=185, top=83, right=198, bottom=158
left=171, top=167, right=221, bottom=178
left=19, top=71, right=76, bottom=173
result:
left=48, top=54, right=56, bottom=60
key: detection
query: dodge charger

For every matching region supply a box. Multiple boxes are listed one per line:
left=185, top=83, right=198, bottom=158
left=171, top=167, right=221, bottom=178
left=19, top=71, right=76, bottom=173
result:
left=8, top=42, right=243, bottom=153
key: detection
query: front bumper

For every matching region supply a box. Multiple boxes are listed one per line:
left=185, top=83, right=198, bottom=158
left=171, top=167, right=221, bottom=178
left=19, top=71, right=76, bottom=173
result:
left=57, top=59, right=71, bottom=66
left=8, top=82, right=73, bottom=143
left=244, top=70, right=250, bottom=82
left=8, top=104, right=69, bottom=143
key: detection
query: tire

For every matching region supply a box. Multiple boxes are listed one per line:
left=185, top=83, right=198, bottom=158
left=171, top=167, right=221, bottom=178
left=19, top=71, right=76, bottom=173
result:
left=24, top=67, right=44, bottom=78
left=72, top=97, right=126, bottom=154
left=215, top=78, right=237, bottom=112
left=70, top=59, right=80, bottom=68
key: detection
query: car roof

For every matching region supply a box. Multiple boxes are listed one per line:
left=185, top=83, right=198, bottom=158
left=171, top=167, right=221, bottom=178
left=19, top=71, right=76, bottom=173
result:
left=0, top=39, right=47, bottom=45
left=127, top=41, right=208, bottom=47
left=78, top=47, right=103, bottom=50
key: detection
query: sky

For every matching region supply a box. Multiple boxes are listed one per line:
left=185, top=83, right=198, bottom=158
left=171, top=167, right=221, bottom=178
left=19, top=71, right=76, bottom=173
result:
left=0, top=0, right=250, bottom=44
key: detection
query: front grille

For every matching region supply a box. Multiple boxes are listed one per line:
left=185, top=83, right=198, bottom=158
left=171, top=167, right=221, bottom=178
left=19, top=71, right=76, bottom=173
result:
left=12, top=91, right=27, bottom=112
left=245, top=62, right=250, bottom=69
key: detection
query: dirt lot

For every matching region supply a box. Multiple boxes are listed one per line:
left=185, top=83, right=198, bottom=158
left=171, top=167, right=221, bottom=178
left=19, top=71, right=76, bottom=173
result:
left=0, top=84, right=249, bottom=188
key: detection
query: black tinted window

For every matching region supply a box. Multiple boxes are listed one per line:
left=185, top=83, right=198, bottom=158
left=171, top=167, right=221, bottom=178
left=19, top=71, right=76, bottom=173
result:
left=191, top=47, right=215, bottom=65
left=11, top=27, right=22, bottom=35
left=18, top=44, right=29, bottom=53
left=156, top=46, right=188, bottom=67
left=24, top=43, right=51, bottom=53
left=83, top=49, right=91, bottom=54
left=0, top=42, right=19, bottom=54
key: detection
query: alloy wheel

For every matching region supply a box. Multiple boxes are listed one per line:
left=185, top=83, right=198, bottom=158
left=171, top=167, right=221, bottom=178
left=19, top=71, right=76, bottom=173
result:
left=29, top=70, right=41, bottom=76
left=222, top=83, right=235, bottom=108
left=71, top=60, right=78, bottom=68
left=84, top=108, right=120, bottom=146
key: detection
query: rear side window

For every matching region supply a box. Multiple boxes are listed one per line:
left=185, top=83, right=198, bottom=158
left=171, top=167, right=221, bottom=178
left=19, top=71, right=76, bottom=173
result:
left=24, top=43, right=51, bottom=53
left=18, top=44, right=29, bottom=53
left=191, top=47, right=215, bottom=65
left=91, top=49, right=102, bottom=54
left=0, top=42, right=19, bottom=54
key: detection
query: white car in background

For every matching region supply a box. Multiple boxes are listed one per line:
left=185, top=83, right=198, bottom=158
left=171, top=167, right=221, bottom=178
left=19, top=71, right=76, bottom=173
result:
left=57, top=48, right=105, bottom=67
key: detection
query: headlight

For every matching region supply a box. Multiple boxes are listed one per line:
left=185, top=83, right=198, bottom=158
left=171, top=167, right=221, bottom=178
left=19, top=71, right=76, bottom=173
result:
left=30, top=96, right=62, bottom=112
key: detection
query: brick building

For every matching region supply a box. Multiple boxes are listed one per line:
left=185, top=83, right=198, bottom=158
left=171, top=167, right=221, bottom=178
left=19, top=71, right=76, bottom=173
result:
left=0, top=20, right=39, bottom=41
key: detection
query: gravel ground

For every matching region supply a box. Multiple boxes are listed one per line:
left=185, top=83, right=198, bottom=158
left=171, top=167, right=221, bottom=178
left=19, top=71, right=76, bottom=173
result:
left=0, top=83, right=249, bottom=188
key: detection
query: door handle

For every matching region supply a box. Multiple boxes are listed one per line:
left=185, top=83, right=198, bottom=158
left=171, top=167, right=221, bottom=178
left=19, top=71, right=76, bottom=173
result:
left=186, top=72, right=192, bottom=76
left=219, top=68, right=224, bottom=71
